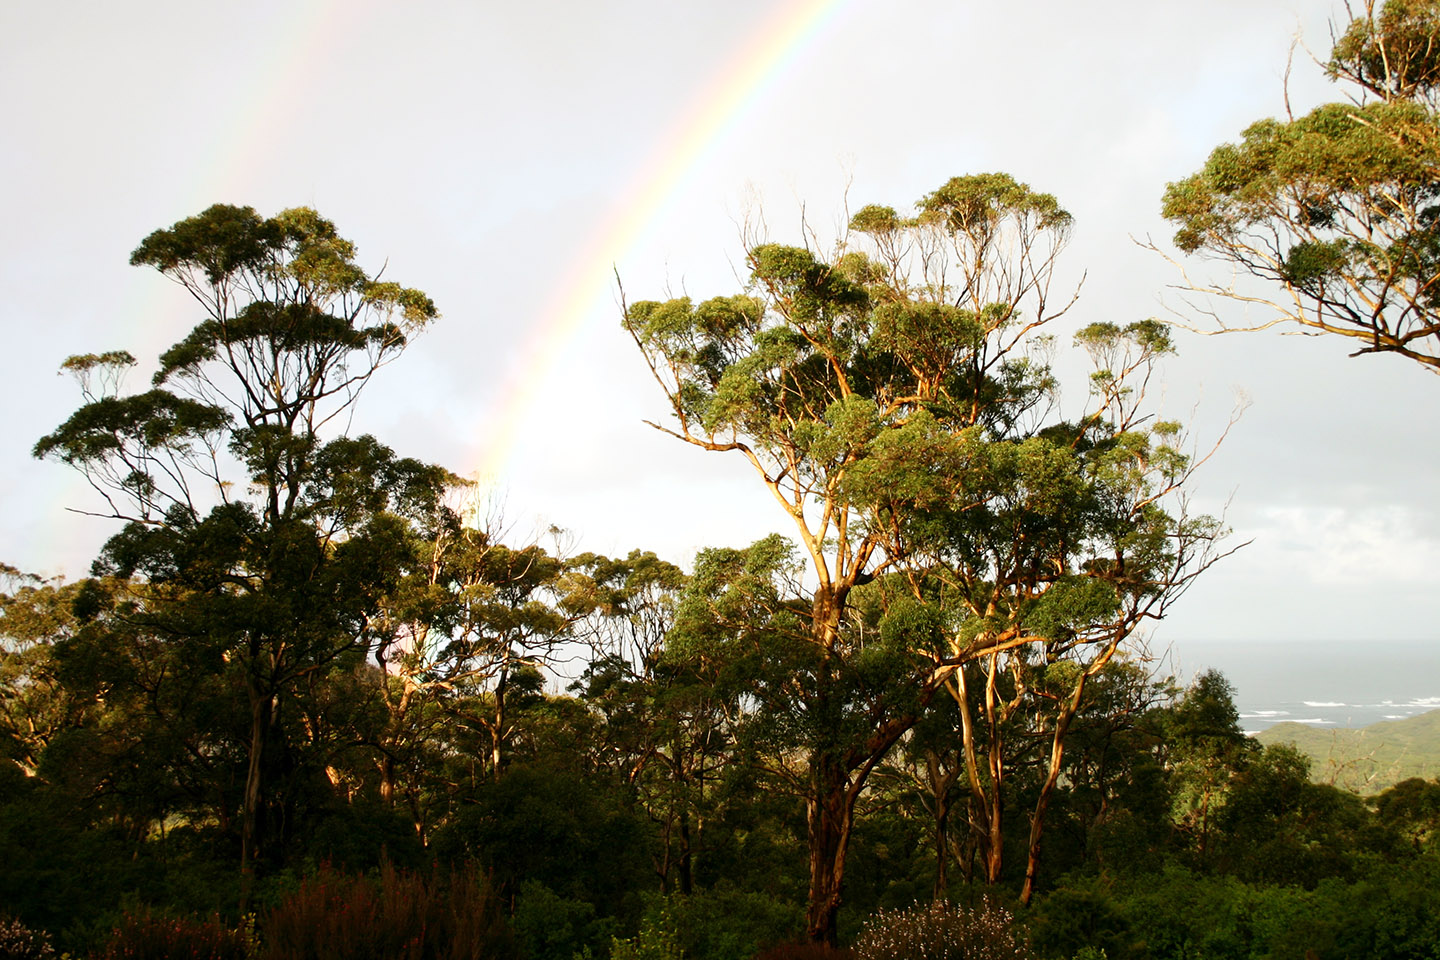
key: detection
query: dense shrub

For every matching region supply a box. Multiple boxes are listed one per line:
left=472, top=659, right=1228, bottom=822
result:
left=259, top=862, right=513, bottom=960
left=854, top=899, right=1031, bottom=960
left=303, top=800, right=426, bottom=873
left=1104, top=860, right=1440, bottom=959
left=0, top=915, right=56, bottom=960
left=609, top=901, right=681, bottom=960
left=611, top=889, right=804, bottom=960
left=1111, top=865, right=1309, bottom=959
left=429, top=764, right=649, bottom=917
left=754, top=943, right=854, bottom=960
left=511, top=881, right=616, bottom=960
left=94, top=912, right=248, bottom=960
left=1026, top=880, right=1138, bottom=960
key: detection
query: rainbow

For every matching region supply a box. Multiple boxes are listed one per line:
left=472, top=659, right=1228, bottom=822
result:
left=113, top=0, right=853, bottom=479
left=468, top=0, right=855, bottom=484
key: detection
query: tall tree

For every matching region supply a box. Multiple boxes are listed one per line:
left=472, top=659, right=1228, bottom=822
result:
left=33, top=205, right=449, bottom=901
left=1160, top=0, right=1440, bottom=370
left=871, top=317, right=1226, bottom=904
left=564, top=550, right=731, bottom=894
left=1162, top=668, right=1257, bottom=866
left=624, top=175, right=1225, bottom=935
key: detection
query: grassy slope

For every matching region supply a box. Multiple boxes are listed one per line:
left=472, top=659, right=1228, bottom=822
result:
left=1255, top=708, right=1440, bottom=794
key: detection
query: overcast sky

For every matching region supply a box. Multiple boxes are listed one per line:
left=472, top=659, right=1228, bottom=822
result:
left=4, top=0, right=1438, bottom=658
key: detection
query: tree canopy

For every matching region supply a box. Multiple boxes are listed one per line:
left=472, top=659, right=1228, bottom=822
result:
left=625, top=174, right=1228, bottom=937
left=1161, top=0, right=1440, bottom=370
left=33, top=205, right=452, bottom=902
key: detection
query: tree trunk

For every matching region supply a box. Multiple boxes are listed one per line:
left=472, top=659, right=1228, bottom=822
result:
left=953, top=658, right=1006, bottom=885
left=677, top=806, right=694, bottom=895
left=239, top=682, right=274, bottom=912
left=803, top=721, right=917, bottom=943
left=928, top=751, right=951, bottom=899
left=379, top=753, right=396, bottom=806
left=1019, top=639, right=1122, bottom=905
left=804, top=756, right=850, bottom=944
left=1020, top=692, right=1081, bottom=905
left=491, top=665, right=507, bottom=781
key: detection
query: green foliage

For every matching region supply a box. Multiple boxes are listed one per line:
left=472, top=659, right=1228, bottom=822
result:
left=667, top=888, right=804, bottom=960
left=1162, top=670, right=1256, bottom=857
left=1108, top=866, right=1311, bottom=960
left=1025, top=880, right=1137, bottom=960
left=1162, top=0, right=1440, bottom=369
left=920, top=174, right=1071, bottom=234
left=1375, top=776, right=1440, bottom=850
left=23, top=186, right=1440, bottom=960
left=1212, top=744, right=1388, bottom=886
left=0, top=773, right=163, bottom=948
left=302, top=799, right=426, bottom=873
left=630, top=175, right=1227, bottom=927
left=854, top=899, right=1031, bottom=960
left=1084, top=858, right=1440, bottom=960
left=32, top=204, right=453, bottom=892
left=0, top=575, right=83, bottom=778
left=849, top=205, right=903, bottom=235
left=610, top=899, right=682, bottom=960
left=511, top=882, right=616, bottom=960
left=429, top=763, right=650, bottom=913
left=1330, top=0, right=1440, bottom=101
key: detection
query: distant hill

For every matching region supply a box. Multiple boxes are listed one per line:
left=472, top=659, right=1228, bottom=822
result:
left=1255, top=709, right=1440, bottom=795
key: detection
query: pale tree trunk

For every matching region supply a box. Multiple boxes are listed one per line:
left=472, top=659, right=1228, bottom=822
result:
left=1020, top=684, right=1083, bottom=905
left=491, top=664, right=507, bottom=782
left=954, top=655, right=1008, bottom=885
left=1020, top=639, right=1121, bottom=905
left=239, top=681, right=274, bottom=912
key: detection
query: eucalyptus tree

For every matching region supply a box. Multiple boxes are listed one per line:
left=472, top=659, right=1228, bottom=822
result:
left=563, top=551, right=733, bottom=893
left=1162, top=669, right=1257, bottom=865
left=1161, top=0, right=1440, bottom=371
left=0, top=568, right=81, bottom=778
left=395, top=530, right=571, bottom=783
left=866, top=315, right=1226, bottom=903
left=34, top=205, right=449, bottom=898
left=624, top=174, right=1226, bottom=934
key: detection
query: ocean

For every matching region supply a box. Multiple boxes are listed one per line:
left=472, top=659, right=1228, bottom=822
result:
left=1161, top=638, right=1440, bottom=733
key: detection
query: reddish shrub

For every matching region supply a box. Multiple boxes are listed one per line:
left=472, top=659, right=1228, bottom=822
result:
left=95, top=912, right=247, bottom=960
left=260, top=862, right=513, bottom=960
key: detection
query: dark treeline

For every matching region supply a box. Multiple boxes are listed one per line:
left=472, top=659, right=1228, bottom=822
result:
left=4, top=550, right=1440, bottom=958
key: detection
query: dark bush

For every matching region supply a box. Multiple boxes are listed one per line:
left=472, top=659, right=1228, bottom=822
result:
left=94, top=912, right=248, bottom=960
left=1026, top=880, right=1138, bottom=960
left=754, top=942, right=854, bottom=960
left=259, top=862, right=513, bottom=960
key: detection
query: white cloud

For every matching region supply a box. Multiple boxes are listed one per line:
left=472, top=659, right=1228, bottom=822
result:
left=1247, top=503, right=1440, bottom=585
